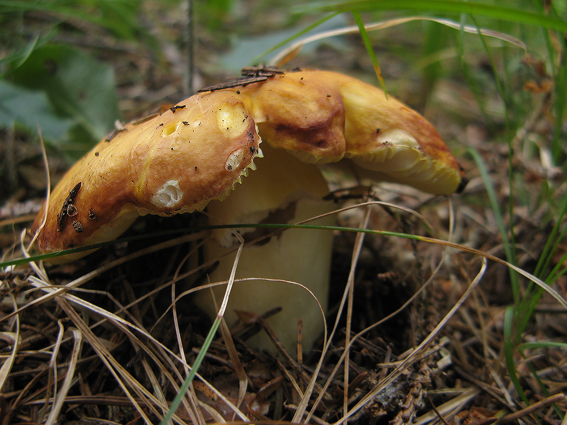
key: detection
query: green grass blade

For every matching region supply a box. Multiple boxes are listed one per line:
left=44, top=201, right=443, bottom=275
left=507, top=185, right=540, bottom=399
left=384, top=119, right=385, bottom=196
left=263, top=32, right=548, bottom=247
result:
left=533, top=178, right=567, bottom=280
left=455, top=15, right=494, bottom=128
left=159, top=316, right=222, bottom=424
left=516, top=191, right=567, bottom=336
left=471, top=17, right=526, bottom=327
left=351, top=11, right=388, bottom=96
left=504, top=306, right=530, bottom=405
left=545, top=248, right=567, bottom=285
left=296, top=1, right=567, bottom=32
left=523, top=351, right=565, bottom=419
left=467, top=147, right=519, bottom=302
left=529, top=0, right=567, bottom=163
left=518, top=341, right=567, bottom=350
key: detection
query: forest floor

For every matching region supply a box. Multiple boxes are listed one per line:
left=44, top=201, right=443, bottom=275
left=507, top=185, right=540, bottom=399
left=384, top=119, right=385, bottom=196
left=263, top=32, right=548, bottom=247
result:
left=1, top=2, right=566, bottom=424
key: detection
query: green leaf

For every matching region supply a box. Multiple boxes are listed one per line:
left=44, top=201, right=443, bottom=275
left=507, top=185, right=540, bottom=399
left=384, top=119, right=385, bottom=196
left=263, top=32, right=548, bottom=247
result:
left=504, top=306, right=530, bottom=405
left=11, top=44, right=119, bottom=143
left=226, top=13, right=347, bottom=71
left=0, top=79, right=72, bottom=141
left=0, top=0, right=148, bottom=41
left=0, top=34, right=42, bottom=76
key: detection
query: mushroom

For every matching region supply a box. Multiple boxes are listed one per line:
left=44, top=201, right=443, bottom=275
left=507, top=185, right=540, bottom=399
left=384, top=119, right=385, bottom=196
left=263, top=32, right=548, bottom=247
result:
left=31, top=69, right=464, bottom=354
left=193, top=70, right=464, bottom=353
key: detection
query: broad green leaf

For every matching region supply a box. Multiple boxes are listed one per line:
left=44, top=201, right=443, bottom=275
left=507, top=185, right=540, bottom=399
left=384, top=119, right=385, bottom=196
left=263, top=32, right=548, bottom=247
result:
left=0, top=79, right=72, bottom=141
left=223, top=14, right=348, bottom=72
left=11, top=44, right=119, bottom=143
left=0, top=0, right=148, bottom=41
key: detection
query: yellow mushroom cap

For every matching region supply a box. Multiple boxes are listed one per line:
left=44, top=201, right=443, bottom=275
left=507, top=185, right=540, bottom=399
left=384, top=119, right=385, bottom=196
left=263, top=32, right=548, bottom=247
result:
left=233, top=70, right=464, bottom=195
left=31, top=91, right=261, bottom=261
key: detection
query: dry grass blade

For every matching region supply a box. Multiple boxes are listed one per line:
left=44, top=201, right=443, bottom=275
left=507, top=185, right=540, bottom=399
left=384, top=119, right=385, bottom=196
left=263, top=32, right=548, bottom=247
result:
left=26, top=127, right=51, bottom=254
left=291, top=199, right=442, bottom=423
left=343, top=206, right=371, bottom=425
left=414, top=387, right=482, bottom=425
left=55, top=300, right=160, bottom=423
left=0, top=291, right=21, bottom=392
left=45, top=328, right=82, bottom=425
left=162, top=234, right=247, bottom=424
left=131, top=336, right=174, bottom=422
left=41, top=320, right=66, bottom=423
left=18, top=246, right=190, bottom=422
left=335, top=258, right=488, bottom=424
left=302, top=247, right=455, bottom=423
left=218, top=237, right=244, bottom=319
left=296, top=200, right=452, bottom=423
left=2, top=232, right=205, bottom=323
left=270, top=16, right=526, bottom=67
left=500, top=393, right=566, bottom=423
left=218, top=317, right=249, bottom=415
left=169, top=247, right=208, bottom=425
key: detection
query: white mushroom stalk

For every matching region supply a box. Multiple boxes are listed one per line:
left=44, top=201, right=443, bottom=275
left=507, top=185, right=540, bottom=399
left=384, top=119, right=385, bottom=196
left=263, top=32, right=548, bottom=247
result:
left=31, top=68, right=465, bottom=354
left=196, top=143, right=336, bottom=352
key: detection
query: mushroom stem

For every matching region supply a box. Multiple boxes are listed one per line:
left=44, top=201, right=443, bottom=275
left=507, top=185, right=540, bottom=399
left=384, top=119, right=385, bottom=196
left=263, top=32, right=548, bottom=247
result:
left=196, top=144, right=336, bottom=353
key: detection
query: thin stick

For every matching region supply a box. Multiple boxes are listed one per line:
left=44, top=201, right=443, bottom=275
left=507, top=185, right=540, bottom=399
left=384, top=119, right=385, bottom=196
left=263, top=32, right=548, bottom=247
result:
left=500, top=394, right=566, bottom=423
left=186, top=0, right=194, bottom=95
left=427, top=395, right=451, bottom=425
